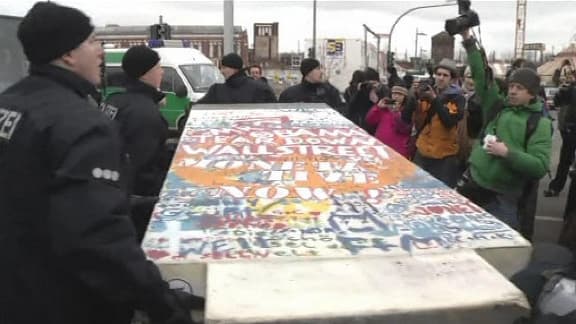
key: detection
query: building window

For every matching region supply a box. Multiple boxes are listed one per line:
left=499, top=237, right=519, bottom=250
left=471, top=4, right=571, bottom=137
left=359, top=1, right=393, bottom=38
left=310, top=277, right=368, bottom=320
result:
left=160, top=67, right=185, bottom=93
left=257, top=26, right=272, bottom=37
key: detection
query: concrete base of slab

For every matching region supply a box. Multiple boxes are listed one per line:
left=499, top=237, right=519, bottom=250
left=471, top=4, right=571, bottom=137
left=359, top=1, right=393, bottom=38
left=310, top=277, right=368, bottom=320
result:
left=205, top=250, right=530, bottom=324
left=155, top=244, right=532, bottom=301
left=159, top=263, right=207, bottom=297
left=477, top=245, right=533, bottom=278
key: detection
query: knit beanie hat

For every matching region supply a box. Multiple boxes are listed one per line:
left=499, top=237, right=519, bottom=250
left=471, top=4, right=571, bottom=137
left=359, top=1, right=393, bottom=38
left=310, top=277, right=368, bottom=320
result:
left=122, top=45, right=160, bottom=79
left=391, top=85, right=408, bottom=96
left=435, top=58, right=458, bottom=78
left=508, top=68, right=541, bottom=96
left=221, top=53, right=243, bottom=70
left=300, top=58, right=320, bottom=76
left=18, top=2, right=94, bottom=65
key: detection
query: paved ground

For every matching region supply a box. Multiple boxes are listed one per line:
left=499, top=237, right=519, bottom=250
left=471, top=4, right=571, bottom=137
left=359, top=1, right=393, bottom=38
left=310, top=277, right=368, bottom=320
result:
left=533, top=111, right=571, bottom=243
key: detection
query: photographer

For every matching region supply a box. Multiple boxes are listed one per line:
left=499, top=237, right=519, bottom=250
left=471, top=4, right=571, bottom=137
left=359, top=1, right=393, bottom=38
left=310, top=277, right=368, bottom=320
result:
left=346, top=67, right=381, bottom=133
left=365, top=85, right=412, bottom=158
left=344, top=70, right=365, bottom=104
left=457, top=28, right=552, bottom=229
left=402, top=58, right=465, bottom=187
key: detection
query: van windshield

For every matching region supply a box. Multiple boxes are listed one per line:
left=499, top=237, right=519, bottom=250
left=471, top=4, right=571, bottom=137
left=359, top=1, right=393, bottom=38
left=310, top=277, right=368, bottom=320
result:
left=180, top=64, right=224, bottom=93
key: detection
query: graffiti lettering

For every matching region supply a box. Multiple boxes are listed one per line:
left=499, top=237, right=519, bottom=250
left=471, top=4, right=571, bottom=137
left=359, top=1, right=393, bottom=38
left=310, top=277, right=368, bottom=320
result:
left=145, top=110, right=525, bottom=263
left=337, top=236, right=397, bottom=255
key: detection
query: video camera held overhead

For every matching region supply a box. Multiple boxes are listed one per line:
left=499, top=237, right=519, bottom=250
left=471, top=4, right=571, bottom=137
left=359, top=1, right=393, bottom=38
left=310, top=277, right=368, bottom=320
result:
left=445, top=0, right=480, bottom=36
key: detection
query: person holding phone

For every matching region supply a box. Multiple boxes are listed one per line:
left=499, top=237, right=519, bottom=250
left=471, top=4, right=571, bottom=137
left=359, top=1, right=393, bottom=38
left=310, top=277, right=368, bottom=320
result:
left=365, top=85, right=413, bottom=158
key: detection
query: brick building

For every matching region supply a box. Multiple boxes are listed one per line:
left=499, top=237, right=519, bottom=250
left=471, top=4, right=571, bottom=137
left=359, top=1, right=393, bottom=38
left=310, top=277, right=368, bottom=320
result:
left=95, top=25, right=249, bottom=65
left=431, top=31, right=455, bottom=64
left=253, top=22, right=279, bottom=65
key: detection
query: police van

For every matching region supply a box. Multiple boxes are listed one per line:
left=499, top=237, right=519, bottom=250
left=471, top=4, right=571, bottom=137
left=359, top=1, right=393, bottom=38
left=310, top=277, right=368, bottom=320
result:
left=103, top=40, right=224, bottom=131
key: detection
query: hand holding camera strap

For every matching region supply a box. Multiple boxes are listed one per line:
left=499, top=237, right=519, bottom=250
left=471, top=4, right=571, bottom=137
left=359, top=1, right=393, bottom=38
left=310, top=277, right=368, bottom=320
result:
left=478, top=100, right=505, bottom=144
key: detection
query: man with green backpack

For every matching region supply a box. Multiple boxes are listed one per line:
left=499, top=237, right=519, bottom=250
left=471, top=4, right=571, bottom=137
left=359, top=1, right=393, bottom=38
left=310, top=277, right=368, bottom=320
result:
left=456, top=28, right=553, bottom=230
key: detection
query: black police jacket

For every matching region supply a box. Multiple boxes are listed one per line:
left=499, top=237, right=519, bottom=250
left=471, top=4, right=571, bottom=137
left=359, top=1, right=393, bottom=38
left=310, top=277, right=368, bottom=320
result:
left=0, top=65, right=189, bottom=324
left=105, top=79, right=170, bottom=196
left=198, top=72, right=276, bottom=104
left=278, top=79, right=344, bottom=112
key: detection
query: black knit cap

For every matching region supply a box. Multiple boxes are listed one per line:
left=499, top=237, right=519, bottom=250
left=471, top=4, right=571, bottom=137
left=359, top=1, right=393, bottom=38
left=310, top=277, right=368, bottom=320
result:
left=17, top=2, right=94, bottom=65
left=300, top=58, right=320, bottom=76
left=122, top=45, right=160, bottom=79
left=509, top=68, right=541, bottom=96
left=221, top=53, right=243, bottom=70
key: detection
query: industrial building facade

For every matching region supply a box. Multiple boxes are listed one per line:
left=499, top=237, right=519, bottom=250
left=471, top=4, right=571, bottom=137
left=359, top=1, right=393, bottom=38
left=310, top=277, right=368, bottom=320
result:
left=253, top=22, right=279, bottom=63
left=95, top=25, right=249, bottom=65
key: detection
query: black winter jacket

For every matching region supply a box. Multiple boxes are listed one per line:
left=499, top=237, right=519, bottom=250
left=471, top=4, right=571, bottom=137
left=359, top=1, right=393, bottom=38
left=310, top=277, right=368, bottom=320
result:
left=555, top=84, right=576, bottom=131
left=105, top=80, right=170, bottom=196
left=199, top=72, right=276, bottom=104
left=279, top=79, right=344, bottom=112
left=0, top=65, right=190, bottom=324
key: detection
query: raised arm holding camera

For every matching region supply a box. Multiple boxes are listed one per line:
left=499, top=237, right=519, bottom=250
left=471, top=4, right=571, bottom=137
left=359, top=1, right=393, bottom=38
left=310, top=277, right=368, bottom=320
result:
left=457, top=26, right=552, bottom=230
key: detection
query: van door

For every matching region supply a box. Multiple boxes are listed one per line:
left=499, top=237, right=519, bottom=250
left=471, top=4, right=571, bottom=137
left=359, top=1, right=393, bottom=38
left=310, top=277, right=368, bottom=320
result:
left=160, top=66, right=190, bottom=130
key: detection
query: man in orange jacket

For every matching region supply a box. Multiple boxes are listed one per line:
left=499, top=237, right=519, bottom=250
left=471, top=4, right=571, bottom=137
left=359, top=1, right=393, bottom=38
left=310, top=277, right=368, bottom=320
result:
left=402, top=58, right=465, bottom=187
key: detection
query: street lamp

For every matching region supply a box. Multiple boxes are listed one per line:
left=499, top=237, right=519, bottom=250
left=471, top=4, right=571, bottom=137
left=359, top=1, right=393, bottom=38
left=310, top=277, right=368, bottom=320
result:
left=415, top=28, right=427, bottom=59
left=386, top=2, right=457, bottom=70
left=363, top=24, right=383, bottom=72
left=223, top=0, right=234, bottom=55
left=312, top=0, right=317, bottom=59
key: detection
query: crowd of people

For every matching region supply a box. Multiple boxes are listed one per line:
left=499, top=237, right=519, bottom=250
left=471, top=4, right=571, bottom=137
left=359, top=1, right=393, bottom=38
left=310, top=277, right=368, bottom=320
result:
left=1, top=1, right=576, bottom=324
left=339, top=32, right=575, bottom=247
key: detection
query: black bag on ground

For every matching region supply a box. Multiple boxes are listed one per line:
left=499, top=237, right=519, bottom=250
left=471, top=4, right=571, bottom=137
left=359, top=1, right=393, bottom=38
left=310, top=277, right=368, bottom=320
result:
left=511, top=243, right=576, bottom=324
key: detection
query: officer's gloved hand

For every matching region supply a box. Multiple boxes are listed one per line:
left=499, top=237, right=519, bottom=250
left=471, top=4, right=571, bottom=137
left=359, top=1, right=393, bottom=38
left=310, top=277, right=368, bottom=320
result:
left=149, top=289, right=205, bottom=324
left=172, top=289, right=205, bottom=310
left=154, top=312, right=195, bottom=324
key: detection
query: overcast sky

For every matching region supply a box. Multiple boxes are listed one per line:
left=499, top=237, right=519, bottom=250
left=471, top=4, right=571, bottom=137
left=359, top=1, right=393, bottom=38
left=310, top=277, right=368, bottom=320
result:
left=3, top=0, right=576, bottom=58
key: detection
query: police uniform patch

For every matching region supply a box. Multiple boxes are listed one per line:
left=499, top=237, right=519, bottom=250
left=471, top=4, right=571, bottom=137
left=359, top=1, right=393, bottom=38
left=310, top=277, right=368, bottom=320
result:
left=100, top=103, right=119, bottom=120
left=92, top=167, right=120, bottom=182
left=0, top=108, right=22, bottom=141
left=447, top=101, right=459, bottom=115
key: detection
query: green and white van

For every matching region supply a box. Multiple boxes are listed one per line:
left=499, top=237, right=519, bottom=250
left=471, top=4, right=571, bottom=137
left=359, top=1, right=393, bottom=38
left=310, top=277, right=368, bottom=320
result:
left=103, top=44, right=224, bottom=131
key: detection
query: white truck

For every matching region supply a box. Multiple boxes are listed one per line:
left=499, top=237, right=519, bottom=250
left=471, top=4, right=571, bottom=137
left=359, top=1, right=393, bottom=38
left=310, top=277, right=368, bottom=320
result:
left=306, top=38, right=379, bottom=93
left=0, top=15, right=27, bottom=92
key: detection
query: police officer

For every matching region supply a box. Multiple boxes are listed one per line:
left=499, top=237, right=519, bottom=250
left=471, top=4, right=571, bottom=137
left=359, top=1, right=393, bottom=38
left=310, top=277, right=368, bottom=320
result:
left=279, top=58, right=344, bottom=112
left=199, top=53, right=276, bottom=103
left=0, top=2, right=197, bottom=324
left=103, top=45, right=170, bottom=241
left=106, top=46, right=169, bottom=196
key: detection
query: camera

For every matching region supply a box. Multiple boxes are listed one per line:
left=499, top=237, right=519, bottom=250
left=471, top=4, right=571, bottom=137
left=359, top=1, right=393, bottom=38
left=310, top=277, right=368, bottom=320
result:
left=445, top=0, right=480, bottom=36
left=418, top=79, right=432, bottom=93
left=383, top=98, right=396, bottom=105
left=364, top=82, right=389, bottom=100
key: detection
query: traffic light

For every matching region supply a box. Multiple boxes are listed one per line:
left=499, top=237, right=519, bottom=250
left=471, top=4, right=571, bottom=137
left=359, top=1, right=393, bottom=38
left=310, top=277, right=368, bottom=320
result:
left=387, top=52, right=395, bottom=67
left=149, top=23, right=171, bottom=40
left=307, top=47, right=315, bottom=59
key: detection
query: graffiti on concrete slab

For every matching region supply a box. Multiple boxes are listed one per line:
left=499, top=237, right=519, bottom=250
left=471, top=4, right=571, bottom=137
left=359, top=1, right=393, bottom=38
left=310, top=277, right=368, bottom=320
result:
left=143, top=108, right=525, bottom=262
